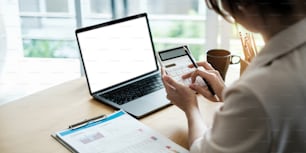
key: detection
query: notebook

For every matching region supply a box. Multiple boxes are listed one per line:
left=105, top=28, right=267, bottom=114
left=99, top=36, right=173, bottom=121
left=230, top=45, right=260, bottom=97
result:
left=75, top=13, right=170, bottom=118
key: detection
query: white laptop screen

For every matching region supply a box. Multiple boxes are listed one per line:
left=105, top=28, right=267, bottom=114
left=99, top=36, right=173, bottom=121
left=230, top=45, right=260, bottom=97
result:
left=77, top=15, right=157, bottom=93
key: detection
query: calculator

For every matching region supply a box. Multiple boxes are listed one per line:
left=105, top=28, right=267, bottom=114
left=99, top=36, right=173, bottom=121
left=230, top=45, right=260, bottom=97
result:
left=157, top=45, right=207, bottom=87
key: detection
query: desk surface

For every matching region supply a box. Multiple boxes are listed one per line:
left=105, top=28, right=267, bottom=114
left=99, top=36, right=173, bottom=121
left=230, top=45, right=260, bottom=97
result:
left=0, top=77, right=223, bottom=153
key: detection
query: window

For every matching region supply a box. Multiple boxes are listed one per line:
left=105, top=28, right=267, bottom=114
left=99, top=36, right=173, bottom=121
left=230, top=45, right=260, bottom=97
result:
left=18, top=0, right=208, bottom=60
left=81, top=0, right=112, bottom=26
left=19, top=0, right=78, bottom=58
left=18, top=0, right=263, bottom=60
left=127, top=0, right=207, bottom=61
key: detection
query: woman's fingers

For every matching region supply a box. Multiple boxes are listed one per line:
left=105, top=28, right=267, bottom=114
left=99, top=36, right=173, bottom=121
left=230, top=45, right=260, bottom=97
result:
left=196, top=61, right=215, bottom=70
left=162, top=62, right=225, bottom=102
left=161, top=67, right=166, bottom=76
left=184, top=62, right=216, bottom=79
left=190, top=69, right=218, bottom=84
left=182, top=71, right=193, bottom=79
left=190, top=84, right=219, bottom=102
left=187, top=64, right=195, bottom=68
left=190, top=68, right=225, bottom=100
left=163, top=75, right=181, bottom=89
left=162, top=75, right=185, bottom=96
left=187, top=62, right=213, bottom=69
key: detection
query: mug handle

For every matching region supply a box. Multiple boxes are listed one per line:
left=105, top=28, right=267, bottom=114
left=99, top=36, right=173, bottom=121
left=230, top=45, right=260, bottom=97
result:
left=230, top=55, right=240, bottom=64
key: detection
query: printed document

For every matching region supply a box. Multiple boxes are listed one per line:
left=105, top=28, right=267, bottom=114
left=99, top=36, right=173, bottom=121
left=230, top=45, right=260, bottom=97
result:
left=55, top=111, right=189, bottom=153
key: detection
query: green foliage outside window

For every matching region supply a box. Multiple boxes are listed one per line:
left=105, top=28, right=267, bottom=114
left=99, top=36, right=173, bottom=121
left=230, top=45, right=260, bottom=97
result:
left=23, top=39, right=77, bottom=58
left=153, top=20, right=205, bottom=61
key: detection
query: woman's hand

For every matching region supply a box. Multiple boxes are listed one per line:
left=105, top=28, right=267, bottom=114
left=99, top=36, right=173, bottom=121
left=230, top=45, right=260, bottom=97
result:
left=161, top=68, right=207, bottom=147
left=182, top=61, right=225, bottom=102
left=161, top=68, right=199, bottom=115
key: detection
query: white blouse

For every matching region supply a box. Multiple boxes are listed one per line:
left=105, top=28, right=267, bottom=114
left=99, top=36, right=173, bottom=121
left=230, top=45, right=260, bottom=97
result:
left=190, top=18, right=306, bottom=153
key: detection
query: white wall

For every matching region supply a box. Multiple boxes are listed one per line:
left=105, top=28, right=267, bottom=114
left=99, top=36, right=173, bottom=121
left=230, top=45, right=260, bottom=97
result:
left=0, top=0, right=25, bottom=105
left=0, top=4, right=7, bottom=79
left=0, top=0, right=80, bottom=105
left=0, top=0, right=23, bottom=79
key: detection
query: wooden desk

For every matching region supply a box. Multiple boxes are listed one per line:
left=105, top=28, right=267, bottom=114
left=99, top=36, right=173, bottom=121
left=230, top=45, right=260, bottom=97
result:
left=0, top=77, right=222, bottom=153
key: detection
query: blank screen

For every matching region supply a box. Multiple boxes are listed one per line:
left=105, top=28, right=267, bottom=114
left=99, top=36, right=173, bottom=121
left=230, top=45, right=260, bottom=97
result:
left=159, top=47, right=187, bottom=61
left=77, top=16, right=157, bottom=93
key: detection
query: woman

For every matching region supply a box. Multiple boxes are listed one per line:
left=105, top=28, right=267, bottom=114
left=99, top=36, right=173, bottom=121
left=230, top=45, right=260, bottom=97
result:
left=162, top=0, right=306, bottom=152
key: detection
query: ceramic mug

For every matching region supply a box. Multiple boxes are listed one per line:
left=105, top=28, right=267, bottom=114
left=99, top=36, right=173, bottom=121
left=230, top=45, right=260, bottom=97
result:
left=206, top=49, right=240, bottom=80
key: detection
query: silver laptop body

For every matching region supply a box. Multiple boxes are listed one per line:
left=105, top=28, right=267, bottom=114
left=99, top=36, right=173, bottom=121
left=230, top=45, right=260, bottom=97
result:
left=75, top=13, right=170, bottom=118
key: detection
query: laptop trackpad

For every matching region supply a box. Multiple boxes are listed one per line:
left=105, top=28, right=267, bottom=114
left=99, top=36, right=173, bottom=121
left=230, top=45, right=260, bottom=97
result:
left=122, top=89, right=170, bottom=118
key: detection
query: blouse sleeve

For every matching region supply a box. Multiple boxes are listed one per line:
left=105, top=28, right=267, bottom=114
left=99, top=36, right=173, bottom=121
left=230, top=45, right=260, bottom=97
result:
left=190, top=85, right=271, bottom=153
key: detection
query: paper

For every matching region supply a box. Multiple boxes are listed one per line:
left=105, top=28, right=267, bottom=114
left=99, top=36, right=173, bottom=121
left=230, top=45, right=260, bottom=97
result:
left=55, top=111, right=189, bottom=153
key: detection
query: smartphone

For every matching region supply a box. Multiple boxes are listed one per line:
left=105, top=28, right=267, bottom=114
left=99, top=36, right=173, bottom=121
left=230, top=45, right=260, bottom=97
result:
left=157, top=45, right=214, bottom=94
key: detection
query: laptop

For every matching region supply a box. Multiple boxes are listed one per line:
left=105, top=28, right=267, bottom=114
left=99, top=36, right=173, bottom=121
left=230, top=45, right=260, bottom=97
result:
left=75, top=13, right=170, bottom=118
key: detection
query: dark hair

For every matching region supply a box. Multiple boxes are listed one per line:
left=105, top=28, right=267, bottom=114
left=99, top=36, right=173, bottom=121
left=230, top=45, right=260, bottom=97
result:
left=205, top=0, right=295, bottom=22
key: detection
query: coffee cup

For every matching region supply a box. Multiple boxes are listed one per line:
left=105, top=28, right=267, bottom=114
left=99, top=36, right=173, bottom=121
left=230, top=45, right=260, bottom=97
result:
left=206, top=49, right=240, bottom=80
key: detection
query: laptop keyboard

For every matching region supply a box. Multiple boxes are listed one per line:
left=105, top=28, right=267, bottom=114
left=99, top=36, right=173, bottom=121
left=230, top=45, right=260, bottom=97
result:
left=100, top=74, right=164, bottom=105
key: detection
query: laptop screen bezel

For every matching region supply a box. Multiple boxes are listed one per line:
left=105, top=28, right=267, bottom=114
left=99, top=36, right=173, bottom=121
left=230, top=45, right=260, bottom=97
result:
left=75, top=13, right=159, bottom=95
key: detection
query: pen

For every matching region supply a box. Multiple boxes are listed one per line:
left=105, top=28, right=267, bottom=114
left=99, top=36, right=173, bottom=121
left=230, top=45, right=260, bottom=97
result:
left=68, top=114, right=106, bottom=129
left=183, top=46, right=215, bottom=95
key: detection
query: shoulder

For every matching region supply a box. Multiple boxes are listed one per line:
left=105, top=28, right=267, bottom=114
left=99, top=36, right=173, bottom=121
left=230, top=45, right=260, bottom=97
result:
left=224, top=47, right=306, bottom=125
left=235, top=46, right=306, bottom=102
